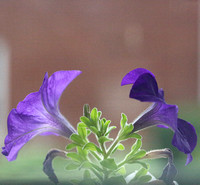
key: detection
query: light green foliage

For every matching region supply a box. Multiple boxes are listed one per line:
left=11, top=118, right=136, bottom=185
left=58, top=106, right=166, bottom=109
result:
left=65, top=105, right=150, bottom=185
left=65, top=162, right=80, bottom=170
left=118, top=114, right=141, bottom=141
left=83, top=143, right=102, bottom=153
left=112, top=143, right=125, bottom=154
left=102, top=176, right=127, bottom=185
left=70, top=134, right=86, bottom=146
left=117, top=166, right=126, bottom=175
left=128, top=165, right=152, bottom=185
left=125, top=139, right=147, bottom=163
left=77, top=123, right=87, bottom=140
left=100, top=158, right=118, bottom=170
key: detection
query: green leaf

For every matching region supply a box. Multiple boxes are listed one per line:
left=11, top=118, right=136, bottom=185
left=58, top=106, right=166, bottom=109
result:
left=70, top=134, right=85, bottom=145
left=79, top=161, right=93, bottom=169
left=117, top=143, right=125, bottom=150
left=127, top=150, right=146, bottom=162
left=102, top=120, right=111, bottom=134
left=105, top=126, right=116, bottom=136
left=86, top=130, right=91, bottom=136
left=78, top=122, right=87, bottom=127
left=103, top=176, right=127, bottom=185
left=131, top=139, right=142, bottom=154
left=98, top=111, right=102, bottom=119
left=124, top=139, right=142, bottom=160
left=83, top=104, right=90, bottom=119
left=123, top=124, right=133, bottom=135
left=126, top=133, right=142, bottom=140
left=67, top=153, right=82, bottom=162
left=118, top=124, right=134, bottom=141
left=80, top=116, right=92, bottom=127
left=134, top=167, right=148, bottom=180
left=100, top=158, right=118, bottom=170
left=101, top=118, right=106, bottom=123
left=66, top=143, right=80, bottom=150
left=138, top=175, right=152, bottom=183
left=83, top=170, right=91, bottom=180
left=90, top=108, right=98, bottom=125
left=77, top=147, right=88, bottom=159
left=77, top=123, right=87, bottom=139
left=83, top=143, right=102, bottom=153
left=131, top=161, right=149, bottom=169
left=100, top=119, right=104, bottom=133
left=65, top=162, right=80, bottom=170
left=128, top=166, right=151, bottom=184
left=120, top=113, right=127, bottom=129
left=90, top=126, right=99, bottom=134
left=98, top=136, right=113, bottom=144
left=117, top=166, right=126, bottom=175
left=112, top=143, right=125, bottom=154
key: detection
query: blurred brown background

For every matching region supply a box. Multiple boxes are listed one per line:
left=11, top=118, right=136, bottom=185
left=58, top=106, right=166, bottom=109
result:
left=0, top=0, right=198, bottom=162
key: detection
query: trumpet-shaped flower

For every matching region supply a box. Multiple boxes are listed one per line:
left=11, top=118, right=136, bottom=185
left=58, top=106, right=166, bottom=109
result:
left=121, top=68, right=197, bottom=165
left=2, top=70, right=81, bottom=161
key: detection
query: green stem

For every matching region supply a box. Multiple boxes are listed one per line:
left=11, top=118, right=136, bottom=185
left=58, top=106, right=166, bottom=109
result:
left=90, top=168, right=103, bottom=182
left=105, top=137, right=119, bottom=159
left=117, top=159, right=127, bottom=168
left=100, top=142, right=107, bottom=158
left=90, top=151, right=102, bottom=161
left=87, top=156, right=103, bottom=182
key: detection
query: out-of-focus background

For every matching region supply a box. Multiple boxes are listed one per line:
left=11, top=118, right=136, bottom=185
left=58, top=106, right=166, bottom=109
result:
left=0, top=1, right=199, bottom=184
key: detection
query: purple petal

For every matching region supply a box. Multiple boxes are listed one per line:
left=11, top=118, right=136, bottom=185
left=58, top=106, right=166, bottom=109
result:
left=41, top=70, right=82, bottom=116
left=172, top=118, right=197, bottom=164
left=2, top=70, right=81, bottom=161
left=121, top=68, right=164, bottom=102
left=2, top=109, right=58, bottom=161
left=186, top=154, right=193, bottom=166
left=121, top=68, right=155, bottom=86
left=133, top=103, right=178, bottom=132
left=133, top=103, right=196, bottom=164
left=157, top=125, right=169, bottom=129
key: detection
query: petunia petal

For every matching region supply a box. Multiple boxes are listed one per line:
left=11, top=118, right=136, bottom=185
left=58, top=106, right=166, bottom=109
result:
left=121, top=68, right=155, bottom=86
left=2, top=70, right=81, bottom=161
left=2, top=109, right=57, bottom=161
left=133, top=103, right=196, bottom=164
left=121, top=68, right=164, bottom=102
left=172, top=119, right=197, bottom=165
left=133, top=103, right=178, bottom=132
left=186, top=154, right=193, bottom=166
left=41, top=70, right=82, bottom=116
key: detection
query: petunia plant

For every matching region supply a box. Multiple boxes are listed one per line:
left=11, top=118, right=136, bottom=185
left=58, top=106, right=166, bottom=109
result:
left=2, top=68, right=197, bottom=185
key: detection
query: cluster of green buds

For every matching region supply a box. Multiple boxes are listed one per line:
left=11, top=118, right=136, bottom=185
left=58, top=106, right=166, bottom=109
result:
left=65, top=105, right=152, bottom=185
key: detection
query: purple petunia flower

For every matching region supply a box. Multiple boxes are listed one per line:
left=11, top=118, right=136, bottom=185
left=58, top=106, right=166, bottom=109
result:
left=2, top=70, right=81, bottom=161
left=121, top=68, right=197, bottom=165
